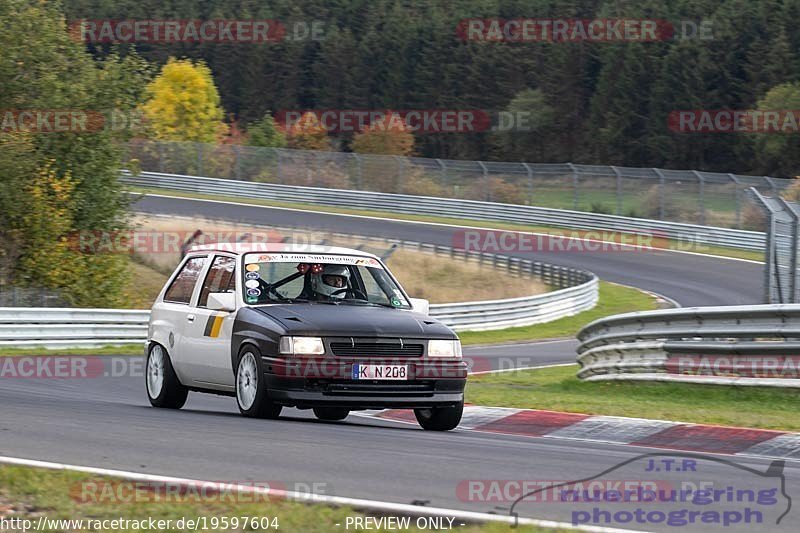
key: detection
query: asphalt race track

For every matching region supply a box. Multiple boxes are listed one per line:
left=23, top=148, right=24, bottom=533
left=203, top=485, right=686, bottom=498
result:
left=1, top=194, right=787, bottom=532
left=133, top=194, right=763, bottom=308
left=2, top=369, right=798, bottom=532
left=132, top=194, right=763, bottom=367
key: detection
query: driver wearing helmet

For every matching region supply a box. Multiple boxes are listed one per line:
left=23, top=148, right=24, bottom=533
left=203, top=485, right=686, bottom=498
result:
left=310, top=265, right=350, bottom=300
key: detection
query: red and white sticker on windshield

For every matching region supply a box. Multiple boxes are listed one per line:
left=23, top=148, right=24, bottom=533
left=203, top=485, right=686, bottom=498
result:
left=245, top=253, right=381, bottom=267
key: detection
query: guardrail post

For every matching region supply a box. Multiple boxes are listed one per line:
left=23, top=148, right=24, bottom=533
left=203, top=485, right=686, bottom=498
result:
left=692, top=170, right=705, bottom=225
left=654, top=168, right=666, bottom=220
left=611, top=165, right=622, bottom=215
left=568, top=162, right=578, bottom=210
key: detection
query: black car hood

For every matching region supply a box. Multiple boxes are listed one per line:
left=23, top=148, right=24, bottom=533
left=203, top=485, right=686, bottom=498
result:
left=253, top=303, right=456, bottom=339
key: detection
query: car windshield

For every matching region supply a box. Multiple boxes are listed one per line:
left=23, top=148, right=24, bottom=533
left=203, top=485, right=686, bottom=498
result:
left=242, top=252, right=411, bottom=309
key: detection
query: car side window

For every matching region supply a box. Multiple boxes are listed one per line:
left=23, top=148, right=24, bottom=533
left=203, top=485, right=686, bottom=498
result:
left=198, top=255, right=236, bottom=307
left=164, top=256, right=207, bottom=304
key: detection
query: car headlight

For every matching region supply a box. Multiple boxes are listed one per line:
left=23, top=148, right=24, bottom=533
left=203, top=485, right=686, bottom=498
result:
left=279, top=336, right=325, bottom=355
left=428, top=339, right=462, bottom=358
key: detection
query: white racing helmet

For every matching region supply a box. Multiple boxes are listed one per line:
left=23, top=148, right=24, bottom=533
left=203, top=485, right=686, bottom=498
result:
left=311, top=265, right=350, bottom=299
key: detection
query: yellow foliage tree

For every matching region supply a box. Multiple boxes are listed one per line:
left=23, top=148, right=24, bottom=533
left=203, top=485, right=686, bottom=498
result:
left=285, top=112, right=330, bottom=150
left=140, top=58, right=227, bottom=143
left=351, top=114, right=415, bottom=156
left=16, top=160, right=129, bottom=307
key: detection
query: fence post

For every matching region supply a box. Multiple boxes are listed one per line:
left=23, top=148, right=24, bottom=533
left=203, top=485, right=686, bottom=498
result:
left=276, top=149, right=283, bottom=184
left=611, top=165, right=622, bottom=215
left=567, top=163, right=578, bottom=210
left=692, top=170, right=705, bottom=225
left=728, top=174, right=742, bottom=229
left=197, top=143, right=204, bottom=176
left=654, top=168, right=666, bottom=220
left=354, top=153, right=363, bottom=189
left=233, top=145, right=242, bottom=180
left=436, top=158, right=448, bottom=191
left=747, top=187, right=778, bottom=303
left=778, top=197, right=800, bottom=303
left=395, top=156, right=404, bottom=194
left=478, top=161, right=489, bottom=201
left=158, top=142, right=166, bottom=173
left=522, top=163, right=533, bottom=204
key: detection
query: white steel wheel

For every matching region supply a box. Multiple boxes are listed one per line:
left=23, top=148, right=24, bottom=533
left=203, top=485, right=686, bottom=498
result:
left=146, top=344, right=165, bottom=400
left=145, top=343, right=188, bottom=409
left=236, top=352, right=259, bottom=411
left=236, top=349, right=282, bottom=419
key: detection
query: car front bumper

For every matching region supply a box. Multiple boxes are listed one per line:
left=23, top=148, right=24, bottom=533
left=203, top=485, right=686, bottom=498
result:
left=262, top=356, right=467, bottom=409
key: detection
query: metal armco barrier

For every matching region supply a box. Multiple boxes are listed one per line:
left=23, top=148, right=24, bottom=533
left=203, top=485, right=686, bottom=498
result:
left=122, top=171, right=766, bottom=251
left=0, top=308, right=150, bottom=348
left=0, top=242, right=598, bottom=347
left=576, top=304, right=800, bottom=388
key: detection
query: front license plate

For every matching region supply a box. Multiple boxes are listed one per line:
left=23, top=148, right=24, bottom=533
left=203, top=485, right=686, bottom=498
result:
left=352, top=364, right=408, bottom=380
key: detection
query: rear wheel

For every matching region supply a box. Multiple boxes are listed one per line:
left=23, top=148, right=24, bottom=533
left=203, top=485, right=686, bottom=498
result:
left=414, top=401, right=463, bottom=431
left=236, top=349, right=282, bottom=419
left=146, top=343, right=188, bottom=409
left=313, top=407, right=350, bottom=421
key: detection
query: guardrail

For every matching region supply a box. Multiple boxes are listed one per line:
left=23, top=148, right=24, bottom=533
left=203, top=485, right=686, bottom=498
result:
left=123, top=171, right=766, bottom=251
left=576, top=304, right=800, bottom=388
left=0, top=308, right=150, bottom=348
left=0, top=240, right=598, bottom=347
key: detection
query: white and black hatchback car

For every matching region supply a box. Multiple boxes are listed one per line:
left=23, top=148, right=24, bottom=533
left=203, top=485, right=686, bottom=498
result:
left=145, top=243, right=467, bottom=430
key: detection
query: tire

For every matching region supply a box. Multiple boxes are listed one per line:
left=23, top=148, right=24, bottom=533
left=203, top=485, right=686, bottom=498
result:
left=146, top=343, right=188, bottom=409
left=414, top=401, right=463, bottom=431
left=313, top=407, right=350, bottom=421
left=236, top=348, right=282, bottom=419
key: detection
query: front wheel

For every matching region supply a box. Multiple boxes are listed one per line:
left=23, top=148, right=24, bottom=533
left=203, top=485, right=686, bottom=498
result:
left=146, top=343, right=188, bottom=409
left=236, top=349, right=282, bottom=419
left=313, top=407, right=350, bottom=421
left=414, top=401, right=463, bottom=431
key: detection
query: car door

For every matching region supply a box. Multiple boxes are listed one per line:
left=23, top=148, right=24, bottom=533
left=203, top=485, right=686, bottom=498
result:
left=150, top=254, right=209, bottom=385
left=176, top=254, right=238, bottom=390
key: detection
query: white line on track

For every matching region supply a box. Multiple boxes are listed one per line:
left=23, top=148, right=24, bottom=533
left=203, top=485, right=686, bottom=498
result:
left=0, top=455, right=647, bottom=533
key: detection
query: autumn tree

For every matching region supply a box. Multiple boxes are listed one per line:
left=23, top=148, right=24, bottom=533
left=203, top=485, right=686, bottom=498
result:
left=285, top=112, right=330, bottom=151
left=247, top=113, right=287, bottom=148
left=0, top=0, right=145, bottom=304
left=140, top=58, right=227, bottom=143
left=351, top=114, right=415, bottom=156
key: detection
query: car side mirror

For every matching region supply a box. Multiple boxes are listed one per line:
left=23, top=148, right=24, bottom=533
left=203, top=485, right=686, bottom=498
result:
left=207, top=292, right=237, bottom=312
left=409, top=298, right=430, bottom=315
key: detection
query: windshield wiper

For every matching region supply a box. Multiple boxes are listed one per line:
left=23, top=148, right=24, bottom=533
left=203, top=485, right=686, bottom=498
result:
left=339, top=299, right=398, bottom=309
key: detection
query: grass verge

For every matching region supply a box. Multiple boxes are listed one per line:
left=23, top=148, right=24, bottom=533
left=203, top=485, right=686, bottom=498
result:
left=0, top=345, right=142, bottom=357
left=466, top=365, right=800, bottom=431
left=0, top=465, right=560, bottom=532
left=129, top=186, right=763, bottom=262
left=459, top=282, right=658, bottom=346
